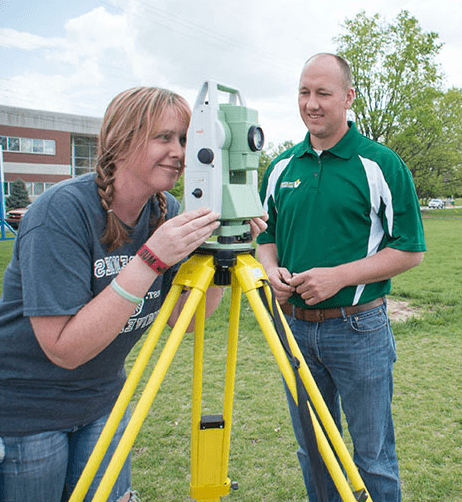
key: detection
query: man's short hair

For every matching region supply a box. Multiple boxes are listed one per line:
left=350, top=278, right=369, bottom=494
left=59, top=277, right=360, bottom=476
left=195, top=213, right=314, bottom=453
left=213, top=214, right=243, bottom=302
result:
left=304, top=53, right=353, bottom=90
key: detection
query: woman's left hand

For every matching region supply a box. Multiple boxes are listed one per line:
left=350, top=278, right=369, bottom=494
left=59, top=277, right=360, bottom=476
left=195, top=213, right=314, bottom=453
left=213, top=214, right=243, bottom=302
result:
left=249, top=212, right=268, bottom=240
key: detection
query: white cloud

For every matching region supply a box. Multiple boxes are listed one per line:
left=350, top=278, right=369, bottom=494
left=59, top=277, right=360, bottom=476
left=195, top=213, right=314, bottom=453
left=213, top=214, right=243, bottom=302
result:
left=0, top=6, right=144, bottom=116
left=1, top=0, right=462, bottom=146
left=0, top=28, right=64, bottom=50
left=64, top=7, right=133, bottom=59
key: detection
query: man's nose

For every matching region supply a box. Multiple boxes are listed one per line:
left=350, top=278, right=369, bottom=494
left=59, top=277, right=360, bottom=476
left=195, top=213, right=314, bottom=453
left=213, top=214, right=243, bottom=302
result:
left=305, top=95, right=319, bottom=110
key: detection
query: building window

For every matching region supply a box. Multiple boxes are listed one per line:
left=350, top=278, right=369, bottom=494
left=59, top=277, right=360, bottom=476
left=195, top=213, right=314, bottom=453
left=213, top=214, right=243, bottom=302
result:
left=8, top=137, right=20, bottom=151
left=24, top=181, right=55, bottom=197
left=0, top=135, right=56, bottom=155
left=44, top=140, right=55, bottom=154
left=71, top=136, right=97, bottom=177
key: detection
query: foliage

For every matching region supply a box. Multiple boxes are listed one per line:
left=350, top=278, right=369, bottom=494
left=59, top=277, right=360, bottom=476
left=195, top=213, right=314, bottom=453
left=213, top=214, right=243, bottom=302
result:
left=388, top=87, right=462, bottom=199
left=5, top=178, right=31, bottom=211
left=335, top=10, right=462, bottom=199
left=335, top=10, right=442, bottom=143
left=168, top=173, right=184, bottom=202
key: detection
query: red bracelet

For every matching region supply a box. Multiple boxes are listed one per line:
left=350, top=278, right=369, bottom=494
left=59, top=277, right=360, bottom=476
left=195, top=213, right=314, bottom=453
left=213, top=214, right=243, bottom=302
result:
left=137, top=244, right=170, bottom=275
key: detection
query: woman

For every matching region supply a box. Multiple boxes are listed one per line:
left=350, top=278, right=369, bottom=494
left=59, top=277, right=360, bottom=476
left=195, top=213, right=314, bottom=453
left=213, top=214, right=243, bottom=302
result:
left=0, top=87, right=266, bottom=502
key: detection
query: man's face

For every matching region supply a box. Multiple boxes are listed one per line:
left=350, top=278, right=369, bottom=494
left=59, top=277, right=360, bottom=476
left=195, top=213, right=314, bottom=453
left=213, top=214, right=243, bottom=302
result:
left=298, top=56, right=354, bottom=150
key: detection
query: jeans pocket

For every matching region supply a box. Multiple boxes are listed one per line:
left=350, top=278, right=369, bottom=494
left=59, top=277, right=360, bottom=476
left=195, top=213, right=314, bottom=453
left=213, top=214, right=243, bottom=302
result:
left=348, top=306, right=388, bottom=333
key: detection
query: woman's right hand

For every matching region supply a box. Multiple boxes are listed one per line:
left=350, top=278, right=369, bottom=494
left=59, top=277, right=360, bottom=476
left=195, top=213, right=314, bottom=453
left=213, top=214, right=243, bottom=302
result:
left=146, top=207, right=221, bottom=266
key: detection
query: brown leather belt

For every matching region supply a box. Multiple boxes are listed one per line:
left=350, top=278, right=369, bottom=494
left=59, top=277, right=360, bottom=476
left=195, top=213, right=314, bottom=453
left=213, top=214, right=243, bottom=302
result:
left=280, top=297, right=385, bottom=323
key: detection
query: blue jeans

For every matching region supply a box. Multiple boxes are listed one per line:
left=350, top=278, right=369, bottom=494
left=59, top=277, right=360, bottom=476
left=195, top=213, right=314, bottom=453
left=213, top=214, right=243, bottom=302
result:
left=0, top=408, right=131, bottom=502
left=284, top=301, right=401, bottom=502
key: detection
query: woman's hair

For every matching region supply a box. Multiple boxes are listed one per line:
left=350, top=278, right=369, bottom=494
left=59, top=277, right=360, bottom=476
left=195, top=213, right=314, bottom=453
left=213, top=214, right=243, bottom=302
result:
left=96, top=87, right=191, bottom=251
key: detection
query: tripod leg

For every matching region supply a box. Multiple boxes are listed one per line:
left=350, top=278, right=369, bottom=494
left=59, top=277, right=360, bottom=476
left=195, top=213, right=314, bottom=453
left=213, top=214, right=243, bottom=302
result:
left=70, top=254, right=216, bottom=502
left=68, top=283, right=184, bottom=502
left=234, top=253, right=372, bottom=502
left=279, top=300, right=371, bottom=501
left=190, top=277, right=242, bottom=501
left=91, top=286, right=208, bottom=501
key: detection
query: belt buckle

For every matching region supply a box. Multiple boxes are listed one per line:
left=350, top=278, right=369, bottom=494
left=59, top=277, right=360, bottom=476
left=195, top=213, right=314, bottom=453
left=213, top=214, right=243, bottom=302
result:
left=316, top=309, right=325, bottom=322
left=308, top=309, right=324, bottom=322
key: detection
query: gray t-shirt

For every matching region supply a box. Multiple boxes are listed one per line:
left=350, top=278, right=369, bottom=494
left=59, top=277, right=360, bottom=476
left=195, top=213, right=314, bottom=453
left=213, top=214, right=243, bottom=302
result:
left=0, top=173, right=180, bottom=435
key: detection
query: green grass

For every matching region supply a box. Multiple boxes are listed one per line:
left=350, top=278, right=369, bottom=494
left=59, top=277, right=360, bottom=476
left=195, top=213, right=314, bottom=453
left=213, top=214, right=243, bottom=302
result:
left=0, top=216, right=461, bottom=501
left=421, top=207, right=462, bottom=218
left=389, top=217, right=462, bottom=501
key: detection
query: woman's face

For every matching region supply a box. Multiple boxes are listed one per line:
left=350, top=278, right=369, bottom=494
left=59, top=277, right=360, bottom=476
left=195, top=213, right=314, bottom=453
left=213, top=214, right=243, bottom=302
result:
left=117, top=107, right=189, bottom=195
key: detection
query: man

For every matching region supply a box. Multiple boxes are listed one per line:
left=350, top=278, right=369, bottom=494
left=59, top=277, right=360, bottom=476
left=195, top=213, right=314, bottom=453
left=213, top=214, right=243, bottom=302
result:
left=257, top=53, right=426, bottom=502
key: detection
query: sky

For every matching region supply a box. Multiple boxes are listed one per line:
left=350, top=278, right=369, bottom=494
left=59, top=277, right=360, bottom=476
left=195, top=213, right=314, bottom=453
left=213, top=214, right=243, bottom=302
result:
left=1, top=0, right=462, bottom=148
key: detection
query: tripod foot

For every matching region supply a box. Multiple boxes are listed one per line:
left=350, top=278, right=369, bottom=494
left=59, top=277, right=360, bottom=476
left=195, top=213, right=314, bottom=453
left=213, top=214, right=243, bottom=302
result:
left=354, top=489, right=369, bottom=501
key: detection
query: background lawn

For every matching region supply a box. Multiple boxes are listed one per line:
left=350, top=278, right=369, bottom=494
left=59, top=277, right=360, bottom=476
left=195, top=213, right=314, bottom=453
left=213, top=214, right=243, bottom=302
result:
left=0, top=211, right=460, bottom=501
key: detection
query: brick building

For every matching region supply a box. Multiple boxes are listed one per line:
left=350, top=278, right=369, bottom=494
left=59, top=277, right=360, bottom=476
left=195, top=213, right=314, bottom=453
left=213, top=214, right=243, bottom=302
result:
left=0, top=105, right=102, bottom=200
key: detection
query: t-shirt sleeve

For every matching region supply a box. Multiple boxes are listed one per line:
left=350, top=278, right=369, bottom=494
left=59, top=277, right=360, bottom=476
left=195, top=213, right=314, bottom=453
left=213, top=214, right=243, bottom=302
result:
left=19, top=195, right=94, bottom=317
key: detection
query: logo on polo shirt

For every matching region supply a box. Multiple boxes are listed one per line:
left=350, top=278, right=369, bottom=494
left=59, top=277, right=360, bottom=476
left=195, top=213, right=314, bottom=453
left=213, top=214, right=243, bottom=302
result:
left=280, top=179, right=301, bottom=189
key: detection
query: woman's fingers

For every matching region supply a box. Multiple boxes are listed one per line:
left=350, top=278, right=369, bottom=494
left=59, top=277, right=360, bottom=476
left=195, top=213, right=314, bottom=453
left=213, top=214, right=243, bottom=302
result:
left=147, top=208, right=221, bottom=265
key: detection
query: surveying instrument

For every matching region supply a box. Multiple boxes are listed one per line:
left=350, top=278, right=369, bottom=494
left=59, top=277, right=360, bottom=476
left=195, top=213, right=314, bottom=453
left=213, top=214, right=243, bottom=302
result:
left=69, top=82, right=372, bottom=502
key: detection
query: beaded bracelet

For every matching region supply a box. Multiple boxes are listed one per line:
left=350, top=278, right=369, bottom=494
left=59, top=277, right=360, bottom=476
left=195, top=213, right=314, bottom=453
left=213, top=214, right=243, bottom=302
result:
left=111, top=277, right=143, bottom=304
left=136, top=244, right=170, bottom=275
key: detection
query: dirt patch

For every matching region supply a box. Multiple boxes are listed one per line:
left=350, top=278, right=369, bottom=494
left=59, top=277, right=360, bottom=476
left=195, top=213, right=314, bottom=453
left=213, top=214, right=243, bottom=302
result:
left=387, top=298, right=424, bottom=323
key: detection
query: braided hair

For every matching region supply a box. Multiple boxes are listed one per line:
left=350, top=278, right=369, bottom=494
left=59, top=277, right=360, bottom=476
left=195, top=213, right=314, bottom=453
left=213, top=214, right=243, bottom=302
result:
left=95, top=87, right=191, bottom=252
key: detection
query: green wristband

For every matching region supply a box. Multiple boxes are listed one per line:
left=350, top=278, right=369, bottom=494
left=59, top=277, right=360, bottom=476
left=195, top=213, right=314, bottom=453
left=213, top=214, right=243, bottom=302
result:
left=111, top=278, right=143, bottom=304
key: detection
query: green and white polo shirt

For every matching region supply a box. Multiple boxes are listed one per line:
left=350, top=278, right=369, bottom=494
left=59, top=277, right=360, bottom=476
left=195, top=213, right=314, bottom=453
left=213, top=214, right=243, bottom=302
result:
left=257, top=122, right=426, bottom=309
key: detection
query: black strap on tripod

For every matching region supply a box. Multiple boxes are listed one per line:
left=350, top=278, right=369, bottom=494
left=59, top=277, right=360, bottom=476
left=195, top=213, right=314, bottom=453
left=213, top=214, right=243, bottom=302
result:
left=258, top=281, right=329, bottom=502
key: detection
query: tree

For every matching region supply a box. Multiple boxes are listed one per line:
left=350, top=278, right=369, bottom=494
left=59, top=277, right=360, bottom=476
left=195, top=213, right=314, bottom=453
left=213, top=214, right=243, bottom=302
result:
left=387, top=87, right=462, bottom=198
left=5, top=179, right=31, bottom=211
left=336, top=10, right=442, bottom=143
left=335, top=10, right=462, bottom=197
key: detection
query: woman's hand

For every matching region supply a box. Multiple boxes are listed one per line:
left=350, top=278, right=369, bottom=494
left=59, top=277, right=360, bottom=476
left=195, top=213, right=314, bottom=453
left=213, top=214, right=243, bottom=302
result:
left=146, top=207, right=220, bottom=266
left=249, top=211, right=268, bottom=240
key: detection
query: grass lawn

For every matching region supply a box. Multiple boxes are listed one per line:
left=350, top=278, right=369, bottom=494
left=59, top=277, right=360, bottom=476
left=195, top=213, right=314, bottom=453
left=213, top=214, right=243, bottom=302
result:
left=125, top=213, right=462, bottom=501
left=0, top=210, right=461, bottom=501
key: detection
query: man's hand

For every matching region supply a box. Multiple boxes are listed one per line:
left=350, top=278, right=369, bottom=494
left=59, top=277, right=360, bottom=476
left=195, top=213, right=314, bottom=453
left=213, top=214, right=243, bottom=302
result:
left=289, top=248, right=424, bottom=306
left=290, top=268, right=345, bottom=306
left=266, top=267, right=295, bottom=305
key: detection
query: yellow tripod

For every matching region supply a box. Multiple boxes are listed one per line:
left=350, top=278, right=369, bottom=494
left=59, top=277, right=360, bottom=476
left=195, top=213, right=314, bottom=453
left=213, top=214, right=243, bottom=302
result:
left=69, top=249, right=372, bottom=502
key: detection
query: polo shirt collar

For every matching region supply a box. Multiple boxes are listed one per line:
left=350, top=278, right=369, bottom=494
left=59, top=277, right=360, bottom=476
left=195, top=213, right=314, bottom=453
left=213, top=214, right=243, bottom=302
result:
left=294, top=121, right=360, bottom=160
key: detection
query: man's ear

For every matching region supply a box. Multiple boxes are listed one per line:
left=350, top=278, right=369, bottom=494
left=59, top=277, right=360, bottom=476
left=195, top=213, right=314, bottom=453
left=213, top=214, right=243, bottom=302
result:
left=345, top=88, right=355, bottom=109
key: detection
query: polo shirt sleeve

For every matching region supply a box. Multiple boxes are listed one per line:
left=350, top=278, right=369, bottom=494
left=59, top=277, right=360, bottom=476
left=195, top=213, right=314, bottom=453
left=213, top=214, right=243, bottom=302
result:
left=382, top=158, right=426, bottom=253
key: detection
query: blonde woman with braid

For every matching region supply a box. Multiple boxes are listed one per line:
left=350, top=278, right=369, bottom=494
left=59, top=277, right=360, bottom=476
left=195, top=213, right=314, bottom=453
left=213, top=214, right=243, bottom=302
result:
left=0, top=87, right=267, bottom=502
